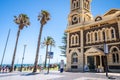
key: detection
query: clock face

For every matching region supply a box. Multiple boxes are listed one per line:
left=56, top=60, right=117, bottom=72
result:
left=72, top=15, right=78, bottom=24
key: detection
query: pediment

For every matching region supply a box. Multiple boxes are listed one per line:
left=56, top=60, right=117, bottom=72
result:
left=103, top=9, right=120, bottom=16
left=85, top=47, right=104, bottom=56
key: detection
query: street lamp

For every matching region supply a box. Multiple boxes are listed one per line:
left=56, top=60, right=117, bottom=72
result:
left=20, top=44, right=27, bottom=72
left=103, top=31, right=108, bottom=77
left=0, top=29, right=11, bottom=72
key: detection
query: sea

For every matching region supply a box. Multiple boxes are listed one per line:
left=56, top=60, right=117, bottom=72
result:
left=1, top=64, right=47, bottom=67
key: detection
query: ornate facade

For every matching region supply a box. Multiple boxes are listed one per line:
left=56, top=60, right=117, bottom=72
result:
left=65, top=0, right=120, bottom=72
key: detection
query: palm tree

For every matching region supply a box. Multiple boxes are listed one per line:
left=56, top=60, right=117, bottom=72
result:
left=49, top=37, right=55, bottom=52
left=47, top=37, right=55, bottom=73
left=43, top=36, right=55, bottom=68
left=33, top=10, right=50, bottom=72
left=10, top=14, right=30, bottom=72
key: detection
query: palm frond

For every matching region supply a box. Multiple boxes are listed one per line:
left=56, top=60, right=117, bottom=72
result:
left=14, top=13, right=30, bottom=29
left=38, top=10, right=50, bottom=25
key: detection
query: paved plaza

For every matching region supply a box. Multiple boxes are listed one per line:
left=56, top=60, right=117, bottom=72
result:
left=0, top=71, right=120, bottom=80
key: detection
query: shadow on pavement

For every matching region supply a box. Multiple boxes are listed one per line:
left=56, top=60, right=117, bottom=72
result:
left=21, top=72, right=40, bottom=76
left=0, top=73, right=19, bottom=78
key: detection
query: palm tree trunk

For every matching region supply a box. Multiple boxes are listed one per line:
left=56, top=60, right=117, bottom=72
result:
left=33, top=24, right=43, bottom=72
left=47, top=45, right=52, bottom=73
left=10, top=29, right=20, bottom=72
left=44, top=45, right=48, bottom=68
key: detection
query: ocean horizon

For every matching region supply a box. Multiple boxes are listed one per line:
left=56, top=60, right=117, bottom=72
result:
left=1, top=64, right=51, bottom=67
left=1, top=64, right=42, bottom=67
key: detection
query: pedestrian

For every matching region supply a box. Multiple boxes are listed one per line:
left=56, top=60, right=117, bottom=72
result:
left=59, top=60, right=64, bottom=73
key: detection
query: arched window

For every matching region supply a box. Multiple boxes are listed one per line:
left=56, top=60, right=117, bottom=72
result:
left=72, top=52, right=78, bottom=64
left=73, top=1, right=76, bottom=9
left=111, top=29, right=115, bottom=38
left=72, top=37, right=74, bottom=44
left=117, top=54, right=119, bottom=63
left=112, top=54, right=116, bottom=63
left=72, top=0, right=79, bottom=9
left=111, top=47, right=119, bottom=63
left=98, top=31, right=101, bottom=41
left=88, top=33, right=90, bottom=42
left=76, top=1, right=79, bottom=8
left=86, top=32, right=90, bottom=43
left=102, top=31, right=105, bottom=41
left=95, top=32, right=97, bottom=41
left=91, top=32, right=93, bottom=42
left=71, top=35, right=75, bottom=46
left=106, top=29, right=109, bottom=40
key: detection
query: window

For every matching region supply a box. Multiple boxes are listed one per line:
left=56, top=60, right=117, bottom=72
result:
left=72, top=0, right=79, bottom=9
left=76, top=36, right=78, bottom=43
left=95, top=32, right=97, bottom=41
left=91, top=33, right=93, bottom=42
left=76, top=1, right=79, bottom=7
left=111, top=29, right=115, bottom=38
left=72, top=52, right=78, bottom=64
left=112, top=54, right=116, bottom=63
left=73, top=1, right=76, bottom=9
left=72, top=36, right=74, bottom=44
left=98, top=31, right=101, bottom=41
left=117, top=54, right=119, bottom=63
left=102, top=31, right=105, bottom=41
left=88, top=34, right=90, bottom=42
left=72, top=15, right=78, bottom=25
left=86, top=32, right=90, bottom=43
left=112, top=47, right=119, bottom=63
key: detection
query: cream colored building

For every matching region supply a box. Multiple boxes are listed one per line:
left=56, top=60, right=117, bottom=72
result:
left=65, top=0, right=120, bottom=72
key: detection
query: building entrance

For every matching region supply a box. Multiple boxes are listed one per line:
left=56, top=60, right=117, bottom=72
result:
left=87, top=56, right=95, bottom=71
left=87, top=56, right=105, bottom=72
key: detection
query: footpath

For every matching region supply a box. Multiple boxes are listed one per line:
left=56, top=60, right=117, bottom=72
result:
left=0, top=71, right=120, bottom=80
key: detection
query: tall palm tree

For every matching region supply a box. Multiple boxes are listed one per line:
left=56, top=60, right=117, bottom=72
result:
left=42, top=36, right=55, bottom=68
left=10, top=14, right=30, bottom=72
left=33, top=10, right=50, bottom=72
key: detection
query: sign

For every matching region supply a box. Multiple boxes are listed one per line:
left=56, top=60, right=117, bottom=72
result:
left=104, top=44, right=108, bottom=54
left=47, top=52, right=54, bottom=59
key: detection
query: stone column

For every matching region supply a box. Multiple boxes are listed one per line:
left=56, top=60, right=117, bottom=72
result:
left=99, top=55, right=104, bottom=72
left=85, top=56, right=88, bottom=65
left=66, top=32, right=70, bottom=71
left=99, top=55, right=102, bottom=67
left=94, top=56, right=96, bottom=66
left=81, top=29, right=84, bottom=71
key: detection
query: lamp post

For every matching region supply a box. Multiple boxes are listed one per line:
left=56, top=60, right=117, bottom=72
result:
left=103, top=31, right=108, bottom=77
left=0, top=29, right=11, bottom=72
left=20, top=44, right=27, bottom=72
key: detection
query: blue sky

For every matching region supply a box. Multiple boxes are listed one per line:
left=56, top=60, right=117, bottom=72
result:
left=0, top=0, right=120, bottom=65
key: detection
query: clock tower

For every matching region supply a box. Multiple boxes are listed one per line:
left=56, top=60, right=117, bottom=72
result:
left=68, top=0, right=93, bottom=26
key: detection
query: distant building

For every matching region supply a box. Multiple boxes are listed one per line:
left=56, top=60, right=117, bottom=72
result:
left=65, top=0, right=120, bottom=72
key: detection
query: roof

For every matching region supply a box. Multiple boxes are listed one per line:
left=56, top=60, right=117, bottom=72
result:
left=103, top=8, right=120, bottom=16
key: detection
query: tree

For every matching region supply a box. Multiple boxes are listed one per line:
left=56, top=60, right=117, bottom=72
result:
left=33, top=10, right=50, bottom=72
left=42, top=36, right=55, bottom=68
left=59, top=32, right=67, bottom=57
left=10, top=14, right=30, bottom=72
left=47, top=37, right=55, bottom=73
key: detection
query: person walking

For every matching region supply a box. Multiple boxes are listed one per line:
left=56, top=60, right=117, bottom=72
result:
left=60, top=60, right=64, bottom=73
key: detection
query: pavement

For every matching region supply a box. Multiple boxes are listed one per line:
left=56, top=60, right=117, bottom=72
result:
left=0, top=70, right=120, bottom=80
